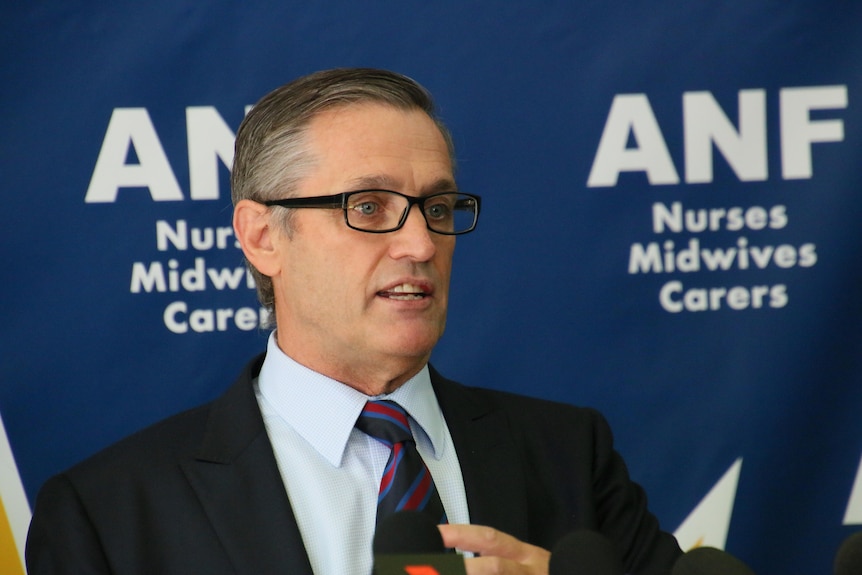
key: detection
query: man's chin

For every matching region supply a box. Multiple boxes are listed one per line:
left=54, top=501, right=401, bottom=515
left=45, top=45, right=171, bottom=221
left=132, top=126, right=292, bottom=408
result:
left=379, top=329, right=442, bottom=360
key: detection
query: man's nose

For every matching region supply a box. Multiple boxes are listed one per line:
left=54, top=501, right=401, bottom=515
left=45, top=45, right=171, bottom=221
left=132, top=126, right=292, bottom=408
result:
left=389, top=205, right=438, bottom=261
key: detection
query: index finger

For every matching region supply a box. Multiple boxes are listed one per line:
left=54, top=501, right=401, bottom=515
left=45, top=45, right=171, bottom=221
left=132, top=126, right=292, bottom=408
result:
left=438, top=524, right=542, bottom=563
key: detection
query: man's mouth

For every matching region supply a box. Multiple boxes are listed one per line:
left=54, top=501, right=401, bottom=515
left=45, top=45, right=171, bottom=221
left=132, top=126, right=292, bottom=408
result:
left=377, top=283, right=429, bottom=301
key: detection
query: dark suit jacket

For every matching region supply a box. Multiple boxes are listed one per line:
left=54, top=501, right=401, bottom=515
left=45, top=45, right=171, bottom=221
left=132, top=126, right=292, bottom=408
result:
left=26, top=354, right=681, bottom=574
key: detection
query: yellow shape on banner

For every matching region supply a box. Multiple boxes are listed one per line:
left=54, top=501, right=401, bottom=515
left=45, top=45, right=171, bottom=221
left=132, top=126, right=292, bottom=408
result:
left=0, top=410, right=28, bottom=575
left=0, top=496, right=25, bottom=575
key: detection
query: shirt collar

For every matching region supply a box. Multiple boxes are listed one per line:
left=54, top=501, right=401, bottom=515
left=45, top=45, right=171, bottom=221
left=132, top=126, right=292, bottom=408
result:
left=257, top=332, right=446, bottom=467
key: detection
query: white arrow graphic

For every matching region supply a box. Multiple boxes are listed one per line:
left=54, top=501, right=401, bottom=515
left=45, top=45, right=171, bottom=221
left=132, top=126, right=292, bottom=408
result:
left=673, top=457, right=742, bottom=551
left=843, top=453, right=862, bottom=525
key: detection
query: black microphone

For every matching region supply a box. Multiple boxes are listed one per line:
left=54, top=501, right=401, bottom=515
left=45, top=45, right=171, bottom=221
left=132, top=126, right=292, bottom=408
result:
left=372, top=511, right=466, bottom=575
left=549, top=530, right=624, bottom=575
left=834, top=532, right=862, bottom=575
left=671, top=546, right=756, bottom=575
left=373, top=510, right=446, bottom=554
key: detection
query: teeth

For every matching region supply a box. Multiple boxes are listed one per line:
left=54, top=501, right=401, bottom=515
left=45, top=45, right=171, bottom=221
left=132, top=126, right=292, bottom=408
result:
left=390, top=283, right=423, bottom=294
left=385, top=283, right=426, bottom=300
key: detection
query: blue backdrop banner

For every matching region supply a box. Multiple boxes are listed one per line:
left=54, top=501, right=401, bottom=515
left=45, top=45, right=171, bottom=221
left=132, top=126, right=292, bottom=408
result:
left=2, top=2, right=861, bottom=574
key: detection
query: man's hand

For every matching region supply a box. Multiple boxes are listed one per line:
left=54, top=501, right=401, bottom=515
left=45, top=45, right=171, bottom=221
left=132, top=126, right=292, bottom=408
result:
left=438, top=524, right=550, bottom=575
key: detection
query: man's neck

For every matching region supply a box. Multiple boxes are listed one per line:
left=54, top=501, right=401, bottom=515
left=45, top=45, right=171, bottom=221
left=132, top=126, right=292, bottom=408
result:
left=273, top=331, right=429, bottom=396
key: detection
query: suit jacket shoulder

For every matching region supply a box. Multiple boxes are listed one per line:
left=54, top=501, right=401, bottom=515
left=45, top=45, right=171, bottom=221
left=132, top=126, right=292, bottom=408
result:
left=430, top=366, right=681, bottom=575
left=26, top=354, right=314, bottom=575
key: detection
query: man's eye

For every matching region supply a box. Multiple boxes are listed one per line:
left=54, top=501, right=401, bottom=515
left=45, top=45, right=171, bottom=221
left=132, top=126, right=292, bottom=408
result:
left=353, top=201, right=379, bottom=215
left=426, top=203, right=452, bottom=220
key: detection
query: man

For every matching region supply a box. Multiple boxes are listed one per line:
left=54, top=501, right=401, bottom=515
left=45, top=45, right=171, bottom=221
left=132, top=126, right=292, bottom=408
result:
left=26, top=68, right=681, bottom=574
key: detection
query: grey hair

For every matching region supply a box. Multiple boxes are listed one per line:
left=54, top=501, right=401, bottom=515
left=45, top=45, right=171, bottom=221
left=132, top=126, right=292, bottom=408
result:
left=231, top=68, right=456, bottom=318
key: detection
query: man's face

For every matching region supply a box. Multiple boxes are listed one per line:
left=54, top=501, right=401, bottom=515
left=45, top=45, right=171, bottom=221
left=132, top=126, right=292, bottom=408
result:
left=270, top=103, right=456, bottom=390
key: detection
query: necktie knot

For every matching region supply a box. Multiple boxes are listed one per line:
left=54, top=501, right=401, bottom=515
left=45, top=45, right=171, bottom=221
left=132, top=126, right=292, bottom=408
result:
left=355, top=400, right=414, bottom=447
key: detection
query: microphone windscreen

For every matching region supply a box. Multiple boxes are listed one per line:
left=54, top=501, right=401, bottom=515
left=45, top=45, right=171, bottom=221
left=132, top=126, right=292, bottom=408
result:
left=549, top=530, right=624, bottom=575
left=834, top=532, right=862, bottom=575
left=672, top=547, right=755, bottom=575
left=372, top=511, right=446, bottom=555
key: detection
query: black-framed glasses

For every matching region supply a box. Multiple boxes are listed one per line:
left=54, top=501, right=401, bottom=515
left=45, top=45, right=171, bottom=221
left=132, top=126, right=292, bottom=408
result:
left=264, top=190, right=481, bottom=235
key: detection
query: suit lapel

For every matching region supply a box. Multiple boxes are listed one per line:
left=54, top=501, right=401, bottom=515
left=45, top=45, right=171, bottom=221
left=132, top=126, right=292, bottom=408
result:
left=181, top=355, right=314, bottom=575
left=430, top=367, right=529, bottom=541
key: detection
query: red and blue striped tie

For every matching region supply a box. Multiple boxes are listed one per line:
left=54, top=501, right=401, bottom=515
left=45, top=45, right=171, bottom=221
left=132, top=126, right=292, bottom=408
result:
left=355, top=400, right=447, bottom=525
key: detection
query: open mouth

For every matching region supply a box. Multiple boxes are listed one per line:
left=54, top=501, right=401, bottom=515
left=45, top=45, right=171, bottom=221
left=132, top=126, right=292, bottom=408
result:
left=378, top=283, right=429, bottom=301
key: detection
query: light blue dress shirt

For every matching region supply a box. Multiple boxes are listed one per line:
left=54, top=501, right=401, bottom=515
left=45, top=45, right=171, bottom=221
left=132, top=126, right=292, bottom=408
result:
left=255, top=333, right=470, bottom=575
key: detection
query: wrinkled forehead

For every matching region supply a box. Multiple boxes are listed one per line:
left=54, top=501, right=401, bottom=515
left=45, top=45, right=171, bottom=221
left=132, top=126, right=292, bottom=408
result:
left=299, top=104, right=455, bottom=192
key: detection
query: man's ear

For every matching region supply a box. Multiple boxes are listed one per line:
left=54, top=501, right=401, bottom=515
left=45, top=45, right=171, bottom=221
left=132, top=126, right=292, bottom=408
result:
left=233, top=199, right=282, bottom=277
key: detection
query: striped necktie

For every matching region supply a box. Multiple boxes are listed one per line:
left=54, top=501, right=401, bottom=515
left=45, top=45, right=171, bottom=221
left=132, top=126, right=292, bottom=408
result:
left=355, top=400, right=447, bottom=525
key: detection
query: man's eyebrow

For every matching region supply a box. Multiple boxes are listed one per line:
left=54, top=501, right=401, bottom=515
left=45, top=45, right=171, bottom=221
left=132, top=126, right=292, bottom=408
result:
left=345, top=175, right=458, bottom=195
left=345, top=175, right=399, bottom=191
left=424, top=178, right=459, bottom=194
